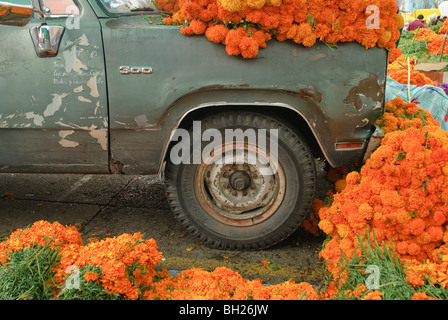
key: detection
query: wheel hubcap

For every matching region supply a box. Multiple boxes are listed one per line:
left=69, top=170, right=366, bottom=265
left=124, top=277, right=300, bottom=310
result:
left=196, top=142, right=285, bottom=226
left=229, top=170, right=251, bottom=191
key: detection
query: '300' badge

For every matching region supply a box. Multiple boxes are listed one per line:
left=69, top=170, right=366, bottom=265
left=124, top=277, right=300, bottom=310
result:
left=119, top=66, right=153, bottom=75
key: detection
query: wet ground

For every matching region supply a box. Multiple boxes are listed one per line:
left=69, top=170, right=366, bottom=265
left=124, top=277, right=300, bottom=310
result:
left=0, top=161, right=331, bottom=286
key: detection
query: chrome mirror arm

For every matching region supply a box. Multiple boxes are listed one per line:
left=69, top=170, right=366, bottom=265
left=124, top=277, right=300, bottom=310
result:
left=33, top=8, right=46, bottom=25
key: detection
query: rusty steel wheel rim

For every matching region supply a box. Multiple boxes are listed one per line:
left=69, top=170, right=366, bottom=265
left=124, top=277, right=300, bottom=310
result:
left=195, top=142, right=285, bottom=227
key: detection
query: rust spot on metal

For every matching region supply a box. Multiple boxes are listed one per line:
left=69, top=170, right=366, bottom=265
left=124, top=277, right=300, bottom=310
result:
left=309, top=53, right=328, bottom=62
left=198, top=84, right=250, bottom=91
left=110, top=158, right=124, bottom=174
left=298, top=85, right=323, bottom=104
left=344, top=73, right=384, bottom=111
left=198, top=84, right=226, bottom=91
left=105, top=19, right=133, bottom=29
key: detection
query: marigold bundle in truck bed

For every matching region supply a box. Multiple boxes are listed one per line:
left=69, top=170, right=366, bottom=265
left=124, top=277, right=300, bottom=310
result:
left=0, top=0, right=401, bottom=250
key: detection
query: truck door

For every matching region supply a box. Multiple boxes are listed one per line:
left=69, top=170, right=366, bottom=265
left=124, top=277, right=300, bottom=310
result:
left=0, top=0, right=109, bottom=173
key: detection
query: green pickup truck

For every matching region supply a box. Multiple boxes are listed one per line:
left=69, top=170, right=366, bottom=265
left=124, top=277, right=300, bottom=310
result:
left=0, top=0, right=387, bottom=250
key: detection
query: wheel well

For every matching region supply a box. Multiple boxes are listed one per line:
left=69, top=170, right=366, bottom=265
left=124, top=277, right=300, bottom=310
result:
left=175, top=104, right=324, bottom=159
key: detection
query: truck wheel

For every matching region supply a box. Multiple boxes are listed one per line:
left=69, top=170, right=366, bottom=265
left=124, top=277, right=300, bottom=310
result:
left=165, top=111, right=316, bottom=250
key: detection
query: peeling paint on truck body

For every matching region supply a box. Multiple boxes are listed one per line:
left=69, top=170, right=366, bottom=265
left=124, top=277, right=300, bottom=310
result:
left=0, top=0, right=387, bottom=175
left=0, top=0, right=108, bottom=173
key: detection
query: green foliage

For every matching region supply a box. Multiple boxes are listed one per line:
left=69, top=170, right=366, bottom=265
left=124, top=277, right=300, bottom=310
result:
left=0, top=244, right=59, bottom=300
left=399, top=31, right=430, bottom=59
left=330, top=232, right=413, bottom=300
left=55, top=265, right=123, bottom=300
left=398, top=30, right=448, bottom=70
left=429, top=23, right=444, bottom=34
left=330, top=232, right=448, bottom=300
left=0, top=240, right=124, bottom=300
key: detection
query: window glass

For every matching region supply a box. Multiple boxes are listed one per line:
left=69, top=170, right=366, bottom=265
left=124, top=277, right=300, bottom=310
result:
left=98, top=0, right=158, bottom=15
left=41, top=0, right=79, bottom=15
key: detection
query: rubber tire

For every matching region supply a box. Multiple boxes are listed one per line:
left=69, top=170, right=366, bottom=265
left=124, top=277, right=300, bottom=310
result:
left=165, top=111, right=316, bottom=250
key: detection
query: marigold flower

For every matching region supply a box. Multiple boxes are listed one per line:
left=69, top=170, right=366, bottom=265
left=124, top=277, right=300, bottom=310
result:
left=239, top=36, right=259, bottom=58
left=318, top=219, right=335, bottom=235
left=84, top=271, right=99, bottom=282
left=180, top=1, right=202, bottom=19
left=219, top=0, right=247, bottom=12
left=362, top=290, right=383, bottom=300
left=205, top=24, right=229, bottom=43
left=411, top=292, right=440, bottom=300
left=267, top=0, right=282, bottom=6
left=334, top=179, right=347, bottom=193
left=181, top=19, right=207, bottom=35
left=247, top=0, right=266, bottom=9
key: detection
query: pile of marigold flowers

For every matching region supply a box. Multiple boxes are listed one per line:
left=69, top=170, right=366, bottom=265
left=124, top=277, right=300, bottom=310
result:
left=0, top=220, right=323, bottom=300
left=387, top=55, right=435, bottom=86
left=415, top=21, right=448, bottom=55
left=315, top=96, right=448, bottom=299
left=0, top=220, right=163, bottom=300
left=154, top=0, right=403, bottom=58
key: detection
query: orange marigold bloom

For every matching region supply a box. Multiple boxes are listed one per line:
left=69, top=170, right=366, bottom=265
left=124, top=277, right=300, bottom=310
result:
left=245, top=8, right=263, bottom=23
left=199, top=3, right=218, bottom=21
left=388, top=47, right=402, bottom=63
left=83, top=271, right=99, bottom=282
left=336, top=224, right=350, bottom=238
left=180, top=1, right=202, bottom=20
left=407, top=242, right=421, bottom=256
left=205, top=24, right=229, bottom=43
left=318, top=219, right=335, bottom=235
left=411, top=292, right=440, bottom=300
left=224, top=27, right=247, bottom=55
left=267, top=0, right=282, bottom=6
left=345, top=171, right=360, bottom=185
left=238, top=36, right=259, bottom=59
left=427, top=226, right=444, bottom=242
left=393, top=13, right=404, bottom=29
left=407, top=218, right=426, bottom=236
left=191, top=19, right=207, bottom=34
left=247, top=0, right=266, bottom=9
left=362, top=290, right=383, bottom=300
left=250, top=30, right=270, bottom=48
left=219, top=0, right=247, bottom=12
left=163, top=16, right=173, bottom=25
left=334, top=179, right=347, bottom=193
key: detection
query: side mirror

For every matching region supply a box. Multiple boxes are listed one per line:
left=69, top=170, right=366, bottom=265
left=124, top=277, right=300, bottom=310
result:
left=0, top=1, right=34, bottom=27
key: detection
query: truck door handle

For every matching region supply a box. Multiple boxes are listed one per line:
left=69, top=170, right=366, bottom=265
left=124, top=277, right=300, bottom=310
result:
left=29, top=24, right=64, bottom=57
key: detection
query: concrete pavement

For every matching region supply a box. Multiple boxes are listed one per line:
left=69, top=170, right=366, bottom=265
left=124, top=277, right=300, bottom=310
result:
left=0, top=172, right=326, bottom=285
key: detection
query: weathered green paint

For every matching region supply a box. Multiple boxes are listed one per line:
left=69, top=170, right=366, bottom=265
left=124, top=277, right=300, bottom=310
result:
left=100, top=12, right=387, bottom=173
left=0, top=0, right=108, bottom=172
left=0, top=0, right=388, bottom=175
